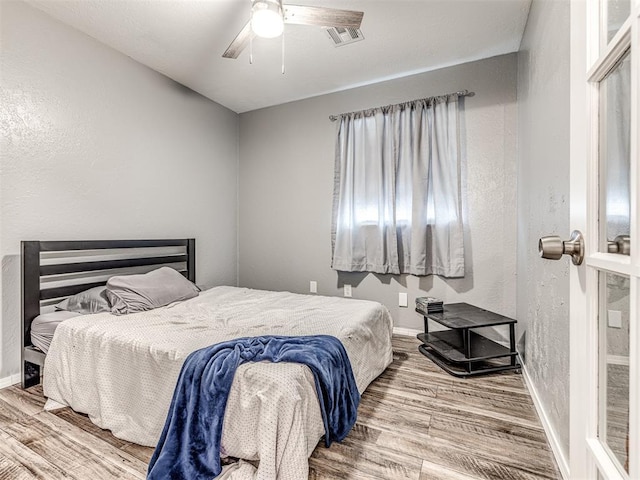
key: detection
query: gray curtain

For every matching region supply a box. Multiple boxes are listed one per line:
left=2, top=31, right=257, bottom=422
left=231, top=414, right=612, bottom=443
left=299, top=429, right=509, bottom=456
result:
left=331, top=94, right=464, bottom=277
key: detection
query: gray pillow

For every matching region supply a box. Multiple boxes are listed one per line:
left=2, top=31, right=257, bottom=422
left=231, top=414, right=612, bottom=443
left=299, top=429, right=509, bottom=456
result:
left=55, top=286, right=111, bottom=314
left=106, top=266, right=199, bottom=315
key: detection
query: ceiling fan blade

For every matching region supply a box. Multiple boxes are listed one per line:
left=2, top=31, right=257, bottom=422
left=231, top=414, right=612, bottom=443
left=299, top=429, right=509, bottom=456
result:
left=222, top=21, right=255, bottom=59
left=283, top=5, right=363, bottom=28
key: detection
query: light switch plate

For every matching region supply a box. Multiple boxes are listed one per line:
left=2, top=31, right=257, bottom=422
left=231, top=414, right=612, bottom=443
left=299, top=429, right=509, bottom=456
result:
left=398, top=292, right=408, bottom=307
left=344, top=284, right=352, bottom=297
left=310, top=281, right=317, bottom=293
left=608, top=310, right=622, bottom=328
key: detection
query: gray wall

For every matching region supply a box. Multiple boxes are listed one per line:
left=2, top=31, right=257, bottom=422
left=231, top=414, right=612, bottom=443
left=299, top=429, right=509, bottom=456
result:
left=0, top=1, right=239, bottom=382
left=517, top=0, right=571, bottom=463
left=239, top=54, right=518, bottom=333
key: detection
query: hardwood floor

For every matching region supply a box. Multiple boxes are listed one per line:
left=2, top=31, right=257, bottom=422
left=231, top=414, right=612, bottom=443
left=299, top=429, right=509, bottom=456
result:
left=0, top=335, right=560, bottom=479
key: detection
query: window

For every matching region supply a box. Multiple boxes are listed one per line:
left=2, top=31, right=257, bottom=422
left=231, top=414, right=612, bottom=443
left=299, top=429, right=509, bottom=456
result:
left=331, top=93, right=465, bottom=277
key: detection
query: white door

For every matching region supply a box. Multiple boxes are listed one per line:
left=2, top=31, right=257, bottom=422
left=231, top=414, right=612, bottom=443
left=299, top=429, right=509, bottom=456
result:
left=569, top=1, right=639, bottom=479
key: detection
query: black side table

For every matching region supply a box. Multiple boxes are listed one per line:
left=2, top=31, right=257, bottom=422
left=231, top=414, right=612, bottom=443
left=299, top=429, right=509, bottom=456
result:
left=417, top=302, right=520, bottom=377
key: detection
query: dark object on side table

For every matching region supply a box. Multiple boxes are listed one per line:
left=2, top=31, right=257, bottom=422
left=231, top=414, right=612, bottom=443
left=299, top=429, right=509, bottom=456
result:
left=415, top=296, right=443, bottom=314
left=417, top=302, right=520, bottom=377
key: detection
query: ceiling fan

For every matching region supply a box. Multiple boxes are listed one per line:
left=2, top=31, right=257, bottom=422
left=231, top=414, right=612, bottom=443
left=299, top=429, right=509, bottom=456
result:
left=222, top=0, right=364, bottom=59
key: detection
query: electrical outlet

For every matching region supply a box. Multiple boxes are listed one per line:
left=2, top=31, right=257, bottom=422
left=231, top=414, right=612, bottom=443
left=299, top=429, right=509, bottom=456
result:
left=309, top=281, right=317, bottom=293
left=398, top=292, right=408, bottom=307
left=608, top=310, right=622, bottom=328
left=344, top=284, right=352, bottom=297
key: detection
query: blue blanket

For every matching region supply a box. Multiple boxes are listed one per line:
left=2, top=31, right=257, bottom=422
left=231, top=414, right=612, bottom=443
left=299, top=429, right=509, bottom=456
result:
left=147, top=335, right=360, bottom=480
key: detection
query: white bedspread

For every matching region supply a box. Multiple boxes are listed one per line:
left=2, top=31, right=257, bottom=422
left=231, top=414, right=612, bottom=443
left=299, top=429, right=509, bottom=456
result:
left=43, top=286, right=393, bottom=479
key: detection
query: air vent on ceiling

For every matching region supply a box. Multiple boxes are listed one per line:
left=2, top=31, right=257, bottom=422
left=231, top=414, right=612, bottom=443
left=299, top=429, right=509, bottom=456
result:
left=325, top=27, right=364, bottom=47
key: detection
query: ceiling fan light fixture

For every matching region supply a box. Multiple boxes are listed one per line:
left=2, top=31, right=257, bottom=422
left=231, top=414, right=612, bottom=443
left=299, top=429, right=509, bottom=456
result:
left=251, top=0, right=284, bottom=38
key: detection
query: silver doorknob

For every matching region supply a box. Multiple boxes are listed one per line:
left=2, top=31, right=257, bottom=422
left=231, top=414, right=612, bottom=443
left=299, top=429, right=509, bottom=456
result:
left=539, top=230, right=584, bottom=265
left=607, top=235, right=630, bottom=255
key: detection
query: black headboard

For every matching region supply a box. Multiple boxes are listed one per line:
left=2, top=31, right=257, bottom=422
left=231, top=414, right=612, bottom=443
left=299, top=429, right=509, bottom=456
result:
left=21, top=239, right=196, bottom=388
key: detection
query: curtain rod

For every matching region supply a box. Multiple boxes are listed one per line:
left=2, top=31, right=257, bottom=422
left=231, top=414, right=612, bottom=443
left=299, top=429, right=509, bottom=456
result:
left=328, top=89, right=475, bottom=122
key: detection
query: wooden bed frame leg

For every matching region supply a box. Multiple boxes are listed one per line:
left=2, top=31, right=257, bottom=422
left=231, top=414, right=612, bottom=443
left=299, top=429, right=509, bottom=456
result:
left=22, top=361, right=40, bottom=388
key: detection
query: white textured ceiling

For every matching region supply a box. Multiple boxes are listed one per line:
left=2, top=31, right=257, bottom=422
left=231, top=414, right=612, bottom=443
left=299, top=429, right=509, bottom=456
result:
left=26, top=0, right=531, bottom=113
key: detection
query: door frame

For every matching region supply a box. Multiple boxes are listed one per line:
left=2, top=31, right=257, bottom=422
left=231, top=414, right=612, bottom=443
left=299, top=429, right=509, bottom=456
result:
left=569, top=1, right=589, bottom=477
left=569, top=1, right=639, bottom=479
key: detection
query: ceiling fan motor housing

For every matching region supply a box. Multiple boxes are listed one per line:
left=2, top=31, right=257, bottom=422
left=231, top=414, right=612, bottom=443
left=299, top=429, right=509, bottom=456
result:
left=251, top=0, right=284, bottom=38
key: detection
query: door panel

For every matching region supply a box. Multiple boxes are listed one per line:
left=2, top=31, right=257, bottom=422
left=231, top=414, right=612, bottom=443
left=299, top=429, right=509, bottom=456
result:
left=600, top=51, right=631, bottom=254
left=603, top=0, right=631, bottom=45
left=599, top=271, right=630, bottom=474
left=571, top=1, right=638, bottom=479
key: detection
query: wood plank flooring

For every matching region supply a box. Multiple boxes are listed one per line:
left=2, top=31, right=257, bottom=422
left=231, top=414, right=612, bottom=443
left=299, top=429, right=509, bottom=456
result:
left=0, top=335, right=560, bottom=479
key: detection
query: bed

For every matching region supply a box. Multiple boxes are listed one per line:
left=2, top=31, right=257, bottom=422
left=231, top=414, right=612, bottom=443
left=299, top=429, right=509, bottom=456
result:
left=21, top=239, right=394, bottom=479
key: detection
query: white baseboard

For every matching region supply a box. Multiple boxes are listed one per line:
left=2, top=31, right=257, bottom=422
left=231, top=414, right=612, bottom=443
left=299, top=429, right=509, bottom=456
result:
left=0, top=373, right=21, bottom=389
left=520, top=362, right=570, bottom=480
left=393, top=326, right=422, bottom=337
